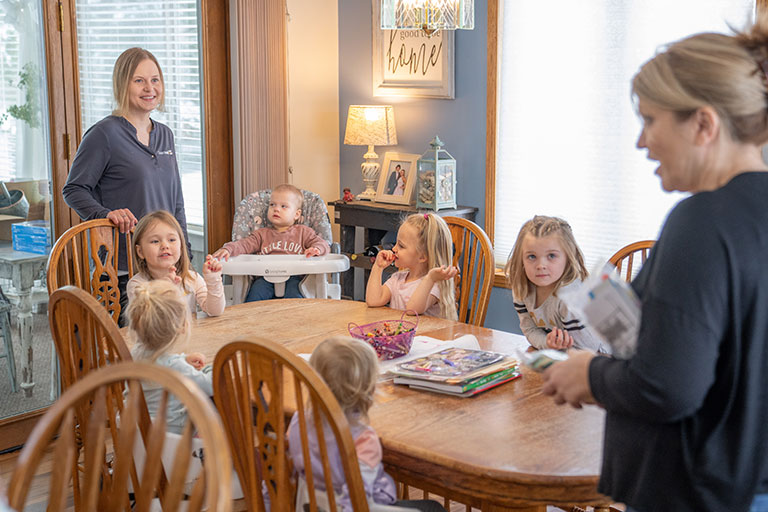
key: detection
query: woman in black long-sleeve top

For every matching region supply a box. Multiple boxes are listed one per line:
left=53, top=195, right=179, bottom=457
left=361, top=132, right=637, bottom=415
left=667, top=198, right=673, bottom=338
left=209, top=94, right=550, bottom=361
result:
left=541, top=21, right=768, bottom=512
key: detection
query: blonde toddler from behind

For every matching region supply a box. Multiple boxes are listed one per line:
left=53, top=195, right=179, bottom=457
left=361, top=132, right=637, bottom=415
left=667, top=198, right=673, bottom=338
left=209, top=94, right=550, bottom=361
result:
left=505, top=215, right=608, bottom=353
left=366, top=213, right=458, bottom=320
left=288, top=337, right=446, bottom=511
left=127, top=279, right=212, bottom=433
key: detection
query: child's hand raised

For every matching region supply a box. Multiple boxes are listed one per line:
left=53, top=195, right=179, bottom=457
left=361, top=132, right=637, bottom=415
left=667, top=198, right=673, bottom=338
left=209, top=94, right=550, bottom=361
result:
left=165, top=266, right=182, bottom=286
left=546, top=328, right=574, bottom=350
left=374, top=250, right=396, bottom=269
left=427, top=265, right=459, bottom=282
left=185, top=352, right=206, bottom=370
left=304, top=247, right=322, bottom=258
left=212, top=247, right=231, bottom=261
left=203, top=254, right=222, bottom=274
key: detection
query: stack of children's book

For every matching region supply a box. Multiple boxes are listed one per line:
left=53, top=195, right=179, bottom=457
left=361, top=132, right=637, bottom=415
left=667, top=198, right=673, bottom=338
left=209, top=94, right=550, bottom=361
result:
left=390, top=347, right=520, bottom=397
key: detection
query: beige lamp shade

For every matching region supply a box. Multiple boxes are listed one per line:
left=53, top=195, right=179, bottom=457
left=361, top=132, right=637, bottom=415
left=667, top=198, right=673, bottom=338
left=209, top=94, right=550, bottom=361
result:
left=343, top=105, right=397, bottom=146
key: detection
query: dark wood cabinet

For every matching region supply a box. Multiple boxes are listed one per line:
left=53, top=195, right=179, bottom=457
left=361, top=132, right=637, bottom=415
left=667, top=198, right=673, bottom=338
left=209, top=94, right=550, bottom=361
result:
left=329, top=200, right=478, bottom=300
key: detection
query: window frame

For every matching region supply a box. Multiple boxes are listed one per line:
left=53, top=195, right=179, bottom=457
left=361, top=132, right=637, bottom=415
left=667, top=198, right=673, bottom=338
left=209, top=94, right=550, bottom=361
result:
left=484, top=0, right=768, bottom=288
left=56, top=0, right=234, bottom=253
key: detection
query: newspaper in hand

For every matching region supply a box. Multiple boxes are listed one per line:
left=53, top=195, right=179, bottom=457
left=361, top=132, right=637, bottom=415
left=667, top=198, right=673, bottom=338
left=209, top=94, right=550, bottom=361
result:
left=559, top=263, right=641, bottom=359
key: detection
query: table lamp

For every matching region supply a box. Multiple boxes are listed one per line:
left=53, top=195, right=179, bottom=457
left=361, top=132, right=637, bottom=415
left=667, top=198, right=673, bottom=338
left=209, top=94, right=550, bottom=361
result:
left=343, top=105, right=397, bottom=201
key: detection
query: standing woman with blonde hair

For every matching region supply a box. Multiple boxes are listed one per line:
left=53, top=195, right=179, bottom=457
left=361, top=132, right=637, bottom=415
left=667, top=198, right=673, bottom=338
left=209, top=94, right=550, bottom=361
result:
left=542, top=21, right=768, bottom=512
left=63, top=48, right=190, bottom=323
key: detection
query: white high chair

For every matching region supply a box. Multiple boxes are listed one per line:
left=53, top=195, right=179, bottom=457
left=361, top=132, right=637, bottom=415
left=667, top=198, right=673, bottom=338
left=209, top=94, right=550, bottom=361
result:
left=222, top=189, right=349, bottom=304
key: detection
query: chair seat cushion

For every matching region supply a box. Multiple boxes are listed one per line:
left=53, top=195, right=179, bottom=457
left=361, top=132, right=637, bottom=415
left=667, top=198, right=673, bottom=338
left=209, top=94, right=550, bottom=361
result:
left=231, top=189, right=332, bottom=245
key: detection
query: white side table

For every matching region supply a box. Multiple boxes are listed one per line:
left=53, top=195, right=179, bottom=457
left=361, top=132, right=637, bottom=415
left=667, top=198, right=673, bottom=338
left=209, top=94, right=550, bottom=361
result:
left=0, top=243, right=48, bottom=397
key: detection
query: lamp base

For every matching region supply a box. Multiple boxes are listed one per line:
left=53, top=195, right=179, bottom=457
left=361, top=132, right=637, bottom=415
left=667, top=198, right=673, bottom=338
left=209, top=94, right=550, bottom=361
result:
left=357, top=188, right=377, bottom=201
left=359, top=147, right=380, bottom=201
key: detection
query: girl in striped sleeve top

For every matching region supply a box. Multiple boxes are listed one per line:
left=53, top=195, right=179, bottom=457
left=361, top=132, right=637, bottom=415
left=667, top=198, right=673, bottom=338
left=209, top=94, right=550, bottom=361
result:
left=505, top=216, right=609, bottom=353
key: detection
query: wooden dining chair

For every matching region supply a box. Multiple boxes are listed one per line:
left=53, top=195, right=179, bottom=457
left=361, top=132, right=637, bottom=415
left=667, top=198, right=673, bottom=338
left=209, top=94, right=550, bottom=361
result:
left=47, top=285, right=138, bottom=508
left=47, top=218, right=134, bottom=323
left=608, top=240, right=655, bottom=283
left=444, top=217, right=494, bottom=326
left=48, top=285, right=133, bottom=391
left=214, top=338, right=403, bottom=512
left=6, top=361, right=232, bottom=512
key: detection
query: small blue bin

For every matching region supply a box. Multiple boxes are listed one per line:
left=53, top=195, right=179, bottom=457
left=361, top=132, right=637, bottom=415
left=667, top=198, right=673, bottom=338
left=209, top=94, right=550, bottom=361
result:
left=12, top=220, right=51, bottom=254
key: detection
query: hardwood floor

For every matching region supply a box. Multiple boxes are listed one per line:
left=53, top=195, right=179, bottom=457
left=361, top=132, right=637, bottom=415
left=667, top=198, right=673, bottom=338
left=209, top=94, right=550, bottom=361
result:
left=0, top=445, right=73, bottom=512
left=0, top=446, right=587, bottom=512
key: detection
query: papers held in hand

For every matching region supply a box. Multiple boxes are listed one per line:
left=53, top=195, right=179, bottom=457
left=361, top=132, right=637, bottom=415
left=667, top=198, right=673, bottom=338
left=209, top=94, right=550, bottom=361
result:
left=559, top=263, right=641, bottom=359
left=391, top=347, right=520, bottom=396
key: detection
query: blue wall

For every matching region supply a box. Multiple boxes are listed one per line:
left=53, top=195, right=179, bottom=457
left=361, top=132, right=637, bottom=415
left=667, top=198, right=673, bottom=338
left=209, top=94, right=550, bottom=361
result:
left=338, top=0, right=521, bottom=334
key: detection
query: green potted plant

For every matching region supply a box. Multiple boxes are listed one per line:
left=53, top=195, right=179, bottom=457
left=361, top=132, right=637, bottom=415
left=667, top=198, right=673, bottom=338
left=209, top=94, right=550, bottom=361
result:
left=0, top=62, right=40, bottom=129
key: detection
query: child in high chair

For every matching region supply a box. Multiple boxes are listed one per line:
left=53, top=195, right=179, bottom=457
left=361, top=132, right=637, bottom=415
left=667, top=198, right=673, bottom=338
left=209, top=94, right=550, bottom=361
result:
left=128, top=210, right=225, bottom=317
left=127, top=279, right=212, bottom=433
left=212, top=183, right=329, bottom=302
left=505, top=215, right=608, bottom=353
left=288, top=336, right=446, bottom=512
left=366, top=213, right=458, bottom=320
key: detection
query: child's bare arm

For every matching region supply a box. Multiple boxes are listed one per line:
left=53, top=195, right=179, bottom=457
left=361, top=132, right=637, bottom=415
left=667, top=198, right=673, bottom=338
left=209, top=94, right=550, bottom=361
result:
left=405, top=265, right=458, bottom=314
left=366, top=251, right=394, bottom=307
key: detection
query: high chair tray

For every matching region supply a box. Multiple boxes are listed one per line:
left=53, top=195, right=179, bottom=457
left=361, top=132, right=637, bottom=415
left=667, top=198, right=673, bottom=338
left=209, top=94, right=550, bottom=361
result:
left=221, top=254, right=350, bottom=277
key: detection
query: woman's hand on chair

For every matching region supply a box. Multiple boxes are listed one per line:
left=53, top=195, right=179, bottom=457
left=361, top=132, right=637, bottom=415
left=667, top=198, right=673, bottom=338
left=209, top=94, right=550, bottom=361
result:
left=106, top=208, right=137, bottom=233
left=212, top=247, right=230, bottom=261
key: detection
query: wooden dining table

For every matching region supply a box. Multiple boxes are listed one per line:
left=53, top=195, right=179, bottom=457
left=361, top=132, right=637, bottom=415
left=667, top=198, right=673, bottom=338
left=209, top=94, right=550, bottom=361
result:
left=179, top=298, right=610, bottom=511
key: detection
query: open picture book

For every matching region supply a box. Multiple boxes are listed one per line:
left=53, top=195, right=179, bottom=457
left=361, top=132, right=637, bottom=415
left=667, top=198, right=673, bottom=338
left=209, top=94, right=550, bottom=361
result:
left=390, top=347, right=518, bottom=385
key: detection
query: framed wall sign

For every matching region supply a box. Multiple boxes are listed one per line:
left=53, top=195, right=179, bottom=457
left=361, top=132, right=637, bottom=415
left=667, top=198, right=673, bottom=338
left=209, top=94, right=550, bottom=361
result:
left=371, top=0, right=455, bottom=99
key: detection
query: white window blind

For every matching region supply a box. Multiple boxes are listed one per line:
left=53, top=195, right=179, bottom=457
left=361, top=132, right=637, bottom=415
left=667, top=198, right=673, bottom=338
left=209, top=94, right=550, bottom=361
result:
left=0, top=23, right=20, bottom=179
left=494, top=0, right=754, bottom=271
left=75, top=0, right=205, bottom=226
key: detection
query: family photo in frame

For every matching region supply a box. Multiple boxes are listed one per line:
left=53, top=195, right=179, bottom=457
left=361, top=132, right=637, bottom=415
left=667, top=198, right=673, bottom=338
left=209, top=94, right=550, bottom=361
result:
left=375, top=152, right=419, bottom=205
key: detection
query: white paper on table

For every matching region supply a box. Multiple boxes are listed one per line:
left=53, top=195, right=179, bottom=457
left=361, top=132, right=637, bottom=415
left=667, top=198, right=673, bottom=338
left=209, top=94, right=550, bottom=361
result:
left=559, top=263, right=641, bottom=359
left=297, top=334, right=481, bottom=376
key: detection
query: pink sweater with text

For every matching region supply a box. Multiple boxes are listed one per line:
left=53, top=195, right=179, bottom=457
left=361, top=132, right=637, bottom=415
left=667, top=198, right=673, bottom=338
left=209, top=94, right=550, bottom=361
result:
left=222, top=224, right=329, bottom=257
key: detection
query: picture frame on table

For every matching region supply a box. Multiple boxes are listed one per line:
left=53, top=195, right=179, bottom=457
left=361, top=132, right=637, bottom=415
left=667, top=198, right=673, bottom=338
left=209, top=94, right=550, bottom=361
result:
left=375, top=152, right=419, bottom=205
left=371, top=0, right=455, bottom=99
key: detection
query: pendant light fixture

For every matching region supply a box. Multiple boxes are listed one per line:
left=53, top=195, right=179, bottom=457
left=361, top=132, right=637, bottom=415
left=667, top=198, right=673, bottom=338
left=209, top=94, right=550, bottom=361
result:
left=380, top=0, right=474, bottom=37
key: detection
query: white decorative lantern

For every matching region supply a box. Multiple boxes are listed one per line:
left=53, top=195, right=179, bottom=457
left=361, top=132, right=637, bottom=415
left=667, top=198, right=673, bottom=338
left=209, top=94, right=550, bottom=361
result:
left=417, top=135, right=456, bottom=210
